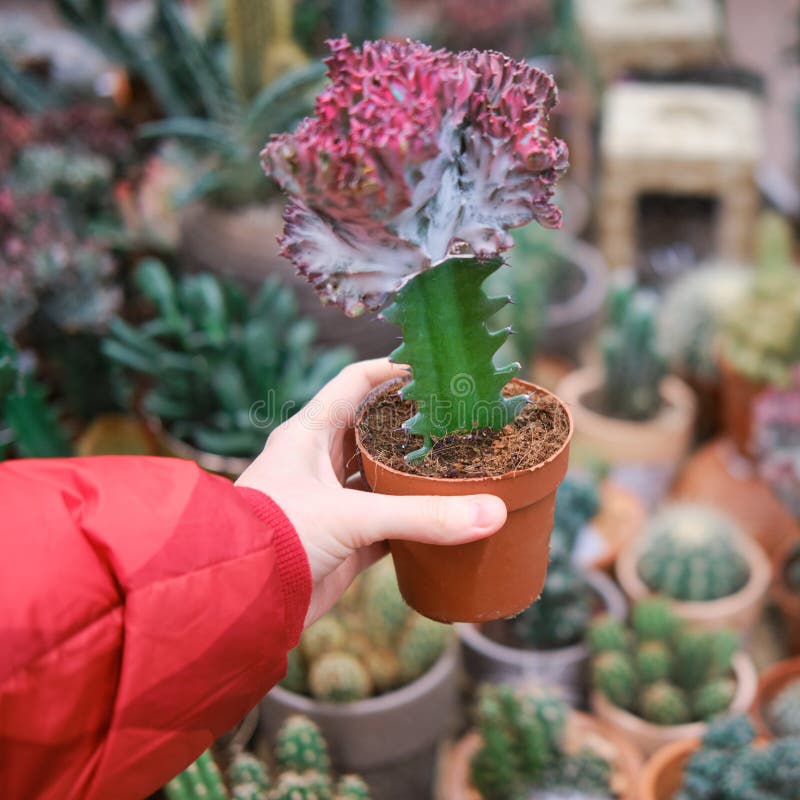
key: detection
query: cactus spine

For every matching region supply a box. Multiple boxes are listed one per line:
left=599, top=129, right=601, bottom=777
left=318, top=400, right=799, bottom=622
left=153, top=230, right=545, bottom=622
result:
left=275, top=715, right=331, bottom=775
left=766, top=678, right=800, bottom=737
left=308, top=652, right=373, bottom=703
left=164, top=750, right=228, bottom=800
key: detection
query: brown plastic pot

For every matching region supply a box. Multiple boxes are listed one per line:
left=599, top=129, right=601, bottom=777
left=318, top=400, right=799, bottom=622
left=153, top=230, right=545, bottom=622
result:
left=615, top=524, right=771, bottom=637
left=438, top=710, right=643, bottom=800
left=751, top=656, right=800, bottom=738
left=638, top=737, right=700, bottom=800
left=771, top=538, right=800, bottom=655
left=590, top=652, right=758, bottom=757
left=718, top=356, right=766, bottom=459
left=355, top=378, right=573, bottom=623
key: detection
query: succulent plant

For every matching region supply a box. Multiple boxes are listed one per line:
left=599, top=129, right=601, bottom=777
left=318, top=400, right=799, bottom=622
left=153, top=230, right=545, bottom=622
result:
left=102, top=259, right=352, bottom=457
left=333, top=775, right=371, bottom=800
left=767, top=678, right=800, bottom=737
left=308, top=652, right=373, bottom=703
left=360, top=557, right=408, bottom=646
left=275, top=716, right=331, bottom=776
left=551, top=471, right=601, bottom=554
left=269, top=770, right=332, bottom=800
left=637, top=504, right=750, bottom=602
left=301, top=617, right=347, bottom=662
left=395, top=614, right=451, bottom=682
left=281, top=647, right=308, bottom=694
left=588, top=598, right=740, bottom=726
left=165, top=750, right=228, bottom=800
left=262, top=37, right=567, bottom=461
left=469, top=683, right=613, bottom=800
left=677, top=714, right=800, bottom=800
left=657, top=263, right=749, bottom=383
left=229, top=752, right=270, bottom=792
left=719, top=213, right=800, bottom=388
left=597, top=281, right=666, bottom=422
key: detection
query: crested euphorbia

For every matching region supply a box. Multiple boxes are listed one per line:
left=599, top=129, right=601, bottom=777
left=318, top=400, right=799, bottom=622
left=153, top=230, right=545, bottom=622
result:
left=262, top=37, right=567, bottom=460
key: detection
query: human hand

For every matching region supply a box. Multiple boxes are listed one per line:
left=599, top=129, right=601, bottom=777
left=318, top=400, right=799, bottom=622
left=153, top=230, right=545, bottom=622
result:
left=236, top=358, right=507, bottom=627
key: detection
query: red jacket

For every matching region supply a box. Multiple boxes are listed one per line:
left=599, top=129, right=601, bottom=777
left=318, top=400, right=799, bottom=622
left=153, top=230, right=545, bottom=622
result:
left=0, top=457, right=311, bottom=800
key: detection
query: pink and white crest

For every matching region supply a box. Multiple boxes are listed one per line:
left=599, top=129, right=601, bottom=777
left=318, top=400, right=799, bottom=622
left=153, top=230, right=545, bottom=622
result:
left=261, top=37, right=567, bottom=317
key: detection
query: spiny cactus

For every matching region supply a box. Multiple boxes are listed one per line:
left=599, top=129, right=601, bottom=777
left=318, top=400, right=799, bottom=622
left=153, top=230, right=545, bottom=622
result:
left=308, top=652, right=372, bottom=703
left=230, top=752, right=270, bottom=792
left=275, top=716, right=331, bottom=776
left=588, top=599, right=740, bottom=726
left=767, top=678, right=800, bottom=737
left=301, top=617, right=347, bottom=662
left=469, top=683, right=613, bottom=800
left=103, top=260, right=352, bottom=458
left=396, top=615, right=451, bottom=682
left=598, top=281, right=666, bottom=422
left=586, top=614, right=631, bottom=654
left=165, top=750, right=228, bottom=800
left=281, top=648, right=308, bottom=694
left=333, top=775, right=371, bottom=800
left=552, top=471, right=601, bottom=554
left=361, top=557, right=408, bottom=646
left=269, top=771, right=332, bottom=800
left=637, top=504, right=750, bottom=602
left=677, top=714, right=800, bottom=800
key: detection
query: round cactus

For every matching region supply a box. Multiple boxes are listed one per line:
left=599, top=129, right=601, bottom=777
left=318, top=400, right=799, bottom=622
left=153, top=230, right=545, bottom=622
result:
left=396, top=614, right=451, bottom=681
left=230, top=752, right=270, bottom=792
left=333, top=775, right=371, bottom=800
left=301, top=616, right=347, bottom=662
left=164, top=750, right=227, bottom=800
left=692, top=677, right=736, bottom=720
left=308, top=652, right=373, bottom=703
left=274, top=715, right=331, bottom=775
left=361, top=558, right=408, bottom=646
left=767, top=678, right=800, bottom=737
left=636, top=641, right=671, bottom=685
left=268, top=770, right=333, bottom=800
left=631, top=596, right=679, bottom=642
left=232, top=783, right=267, bottom=800
left=637, top=504, right=750, bottom=602
left=640, top=681, right=691, bottom=726
left=282, top=648, right=308, bottom=694
left=585, top=614, right=631, bottom=655
left=592, top=650, right=637, bottom=710
left=362, top=648, right=401, bottom=693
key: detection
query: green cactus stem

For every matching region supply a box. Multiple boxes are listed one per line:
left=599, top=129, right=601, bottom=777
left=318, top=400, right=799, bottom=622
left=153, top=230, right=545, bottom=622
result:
left=275, top=715, right=331, bottom=775
left=164, top=750, right=228, bottom=800
left=382, top=256, right=525, bottom=462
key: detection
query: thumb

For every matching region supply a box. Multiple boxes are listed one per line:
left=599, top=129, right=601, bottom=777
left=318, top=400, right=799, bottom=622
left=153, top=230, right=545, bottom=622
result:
left=340, top=490, right=507, bottom=547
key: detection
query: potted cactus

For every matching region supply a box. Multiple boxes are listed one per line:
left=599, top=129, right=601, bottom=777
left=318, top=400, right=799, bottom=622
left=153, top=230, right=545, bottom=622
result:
left=260, top=558, right=457, bottom=800
left=614, top=503, right=771, bottom=636
left=556, top=281, right=696, bottom=508
left=440, top=682, right=643, bottom=800
left=262, top=36, right=574, bottom=622
left=639, top=715, right=800, bottom=800
left=588, top=598, right=758, bottom=756
left=164, top=714, right=372, bottom=799
left=751, top=656, right=800, bottom=739
left=458, top=473, right=627, bottom=705
left=102, top=259, right=352, bottom=475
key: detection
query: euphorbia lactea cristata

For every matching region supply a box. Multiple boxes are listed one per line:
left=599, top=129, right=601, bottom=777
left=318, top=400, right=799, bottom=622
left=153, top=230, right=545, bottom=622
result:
left=262, top=37, right=567, bottom=460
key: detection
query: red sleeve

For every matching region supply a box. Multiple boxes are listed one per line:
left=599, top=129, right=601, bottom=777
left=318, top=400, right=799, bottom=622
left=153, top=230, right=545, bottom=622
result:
left=0, top=456, right=311, bottom=800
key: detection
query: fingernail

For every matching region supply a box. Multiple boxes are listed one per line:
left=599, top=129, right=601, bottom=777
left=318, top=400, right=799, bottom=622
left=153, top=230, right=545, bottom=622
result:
left=470, top=498, right=503, bottom=530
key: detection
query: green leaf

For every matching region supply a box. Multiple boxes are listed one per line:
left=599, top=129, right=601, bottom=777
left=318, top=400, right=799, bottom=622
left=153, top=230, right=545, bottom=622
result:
left=5, top=379, right=72, bottom=458
left=137, top=118, right=241, bottom=156
left=135, top=259, right=184, bottom=332
left=178, top=275, right=228, bottom=343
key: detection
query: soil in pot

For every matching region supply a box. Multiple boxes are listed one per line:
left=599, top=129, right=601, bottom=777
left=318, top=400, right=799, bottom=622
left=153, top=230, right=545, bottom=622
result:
left=356, top=378, right=573, bottom=623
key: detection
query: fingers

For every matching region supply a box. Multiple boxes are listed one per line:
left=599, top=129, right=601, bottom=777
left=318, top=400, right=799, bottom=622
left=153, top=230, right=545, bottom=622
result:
left=337, top=490, right=507, bottom=548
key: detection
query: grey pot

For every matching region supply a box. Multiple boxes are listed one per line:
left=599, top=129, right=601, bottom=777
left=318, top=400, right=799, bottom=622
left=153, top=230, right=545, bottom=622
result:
left=260, top=645, right=460, bottom=800
left=457, top=571, right=627, bottom=707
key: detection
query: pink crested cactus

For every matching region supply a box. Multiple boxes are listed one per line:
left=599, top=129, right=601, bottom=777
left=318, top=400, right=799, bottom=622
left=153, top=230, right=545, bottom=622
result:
left=261, top=37, right=567, bottom=317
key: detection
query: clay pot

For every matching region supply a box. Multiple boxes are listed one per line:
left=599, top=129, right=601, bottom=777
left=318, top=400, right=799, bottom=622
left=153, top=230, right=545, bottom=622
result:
left=638, top=737, right=700, bottom=800
left=438, top=711, right=643, bottom=800
left=772, top=538, right=800, bottom=655
left=457, top=570, right=627, bottom=706
left=615, top=525, right=771, bottom=636
left=355, top=378, right=574, bottom=623
left=260, top=646, right=458, bottom=800
left=718, top=356, right=766, bottom=459
left=671, top=437, right=800, bottom=556
left=556, top=366, right=696, bottom=508
left=178, top=203, right=399, bottom=359
left=590, top=652, right=758, bottom=757
left=751, top=656, right=800, bottom=738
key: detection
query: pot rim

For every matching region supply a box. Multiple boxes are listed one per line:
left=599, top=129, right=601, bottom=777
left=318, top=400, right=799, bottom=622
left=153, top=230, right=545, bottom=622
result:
left=591, top=651, right=758, bottom=739
left=265, top=642, right=458, bottom=717
left=456, top=569, right=627, bottom=667
left=751, top=655, right=800, bottom=738
left=615, top=524, right=771, bottom=622
left=638, top=736, right=701, bottom=799
left=354, top=377, right=574, bottom=486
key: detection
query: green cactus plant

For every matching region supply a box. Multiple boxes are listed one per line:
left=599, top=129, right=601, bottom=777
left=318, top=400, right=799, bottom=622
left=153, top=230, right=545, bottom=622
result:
left=275, top=716, right=331, bottom=776
left=676, top=714, right=800, bottom=800
left=637, top=504, right=750, bottom=602
left=230, top=752, right=270, bottom=792
left=588, top=598, right=740, bottom=726
left=281, top=648, right=308, bottom=694
left=469, top=683, right=613, bottom=800
left=333, top=775, right=371, bottom=800
left=102, top=259, right=352, bottom=458
left=360, top=557, right=408, bottom=646
left=308, top=652, right=373, bottom=703
left=766, top=678, right=800, bottom=737
left=301, top=617, right=347, bottom=662
left=165, top=750, right=229, bottom=800
left=597, top=281, right=666, bottom=422
left=396, top=615, right=451, bottom=682
left=269, top=771, right=332, bottom=800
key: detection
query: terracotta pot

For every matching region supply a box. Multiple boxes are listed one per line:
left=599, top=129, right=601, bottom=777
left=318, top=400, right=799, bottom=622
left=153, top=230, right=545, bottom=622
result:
left=772, top=538, right=800, bottom=655
left=178, top=203, right=399, bottom=359
left=355, top=378, right=573, bottom=623
left=718, top=356, right=766, bottom=459
left=615, top=525, right=771, bottom=636
left=260, top=646, right=458, bottom=800
left=638, top=737, right=700, bottom=800
left=556, top=366, right=696, bottom=508
left=458, top=570, right=627, bottom=706
left=751, top=656, right=800, bottom=738
left=671, top=437, right=800, bottom=556
left=438, top=711, right=643, bottom=800
left=590, top=652, right=758, bottom=757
